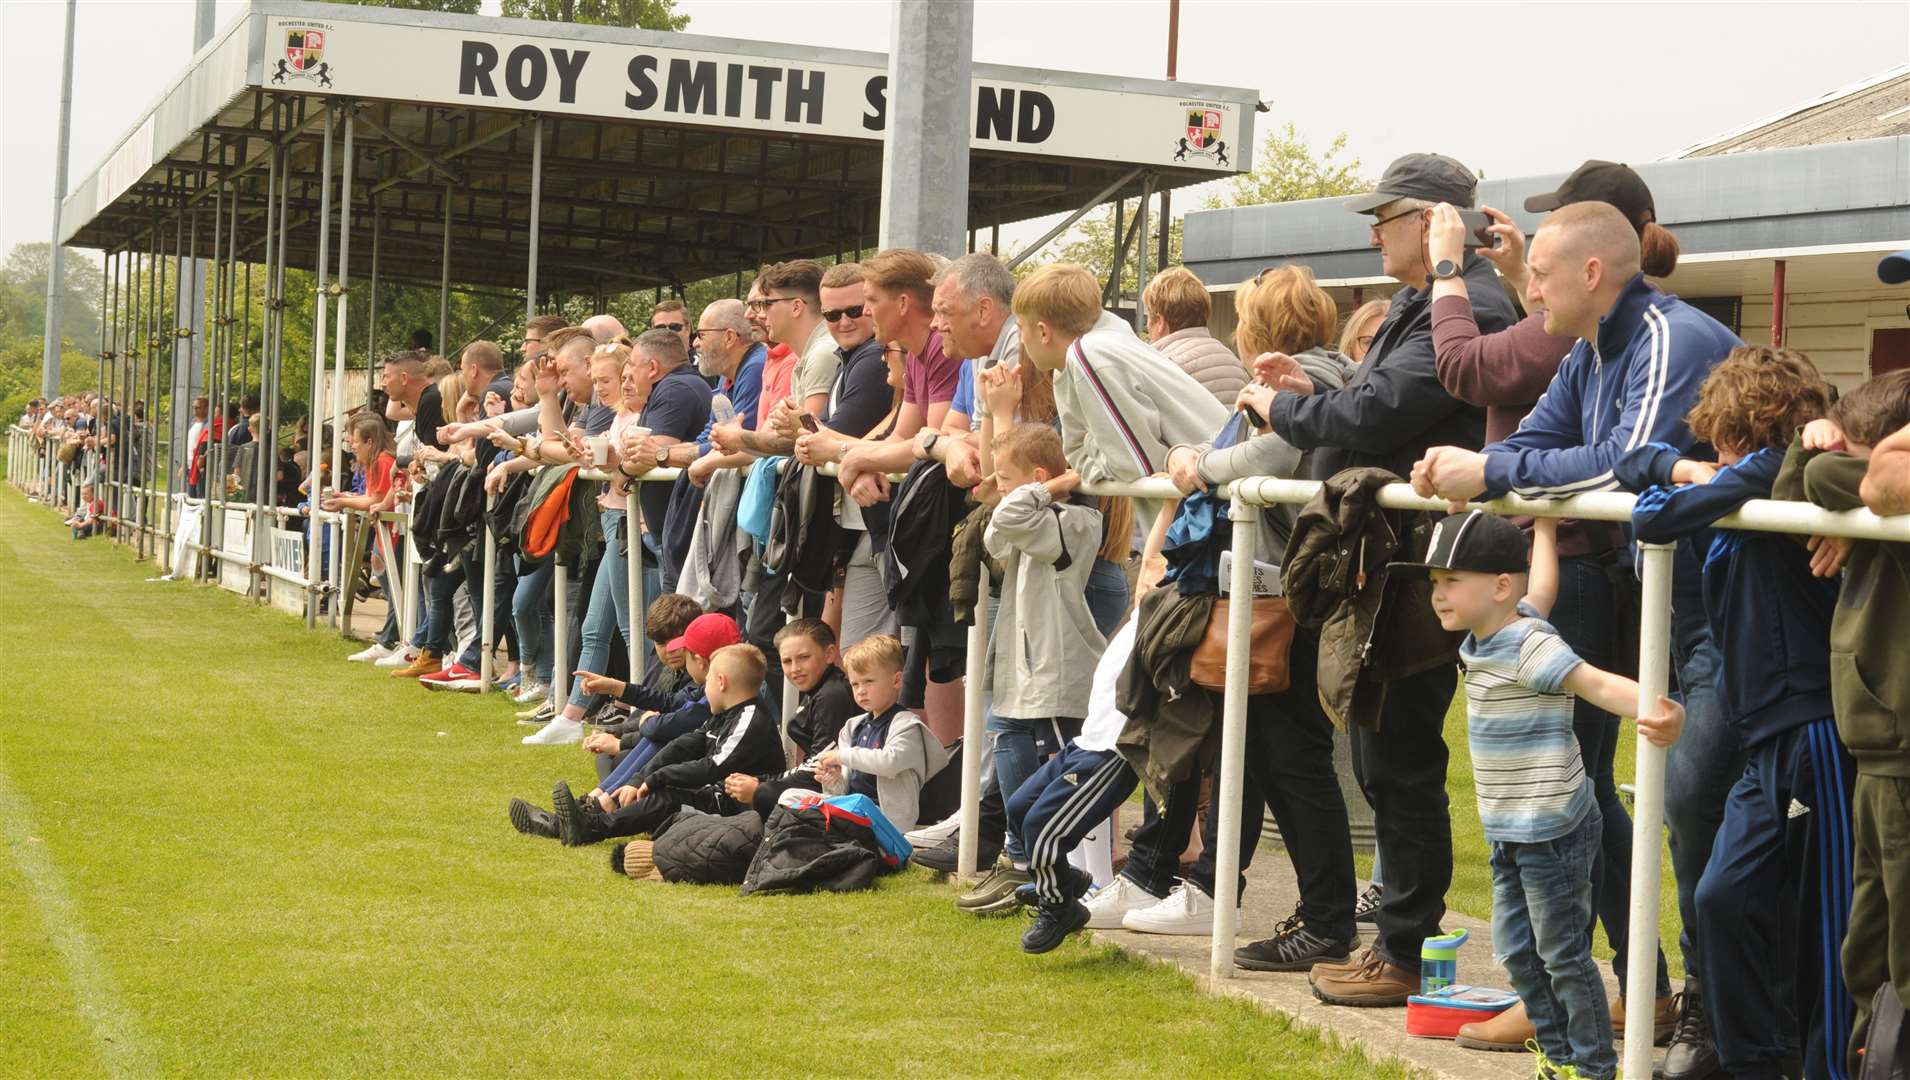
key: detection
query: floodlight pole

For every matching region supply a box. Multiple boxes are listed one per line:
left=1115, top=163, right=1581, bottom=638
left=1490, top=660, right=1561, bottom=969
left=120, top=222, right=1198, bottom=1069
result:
left=41, top=0, right=77, bottom=399
left=878, top=0, right=973, bottom=253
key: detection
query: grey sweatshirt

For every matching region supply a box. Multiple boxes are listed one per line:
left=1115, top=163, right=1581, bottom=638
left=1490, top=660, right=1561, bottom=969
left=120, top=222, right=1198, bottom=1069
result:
left=820, top=707, right=951, bottom=833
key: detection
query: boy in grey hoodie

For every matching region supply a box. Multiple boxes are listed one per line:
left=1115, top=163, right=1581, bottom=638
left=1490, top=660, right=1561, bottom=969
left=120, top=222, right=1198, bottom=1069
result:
left=817, top=634, right=951, bottom=833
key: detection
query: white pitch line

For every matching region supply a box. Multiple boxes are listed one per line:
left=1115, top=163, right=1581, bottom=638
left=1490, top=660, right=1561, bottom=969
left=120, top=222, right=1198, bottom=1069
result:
left=0, top=762, right=158, bottom=1078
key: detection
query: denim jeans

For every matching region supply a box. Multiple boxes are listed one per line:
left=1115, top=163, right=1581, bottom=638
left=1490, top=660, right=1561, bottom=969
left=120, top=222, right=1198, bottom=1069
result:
left=512, top=557, right=555, bottom=687
left=989, top=714, right=1043, bottom=863
left=567, top=509, right=632, bottom=709
left=418, top=563, right=462, bottom=655
left=374, top=566, right=400, bottom=649
left=1550, top=555, right=1672, bottom=998
left=1085, top=556, right=1128, bottom=638
left=1491, top=806, right=1615, bottom=1080
left=1662, top=541, right=1741, bottom=976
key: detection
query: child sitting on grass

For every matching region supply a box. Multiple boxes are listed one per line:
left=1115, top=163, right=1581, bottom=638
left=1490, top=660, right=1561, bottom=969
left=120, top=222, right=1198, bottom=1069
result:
left=65, top=483, right=103, bottom=539
left=578, top=594, right=702, bottom=785
left=813, top=635, right=950, bottom=834
left=552, top=642, right=783, bottom=847
left=1617, top=346, right=1855, bottom=1080
left=1392, top=511, right=1683, bottom=1080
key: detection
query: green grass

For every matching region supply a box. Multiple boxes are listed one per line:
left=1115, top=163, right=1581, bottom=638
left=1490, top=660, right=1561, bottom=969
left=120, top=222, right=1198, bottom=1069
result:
left=0, top=486, right=1418, bottom=1080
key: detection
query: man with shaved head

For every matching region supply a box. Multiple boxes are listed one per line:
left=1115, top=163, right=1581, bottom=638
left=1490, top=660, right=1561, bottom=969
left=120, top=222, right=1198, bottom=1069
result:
left=1415, top=200, right=1741, bottom=1073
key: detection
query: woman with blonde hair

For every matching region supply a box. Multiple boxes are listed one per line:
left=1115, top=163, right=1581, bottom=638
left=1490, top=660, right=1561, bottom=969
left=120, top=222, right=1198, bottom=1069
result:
left=1337, top=299, right=1388, bottom=364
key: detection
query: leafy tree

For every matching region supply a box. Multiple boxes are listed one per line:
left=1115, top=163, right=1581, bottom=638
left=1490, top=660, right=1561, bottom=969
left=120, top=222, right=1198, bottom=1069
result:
left=0, top=243, right=103, bottom=354
left=326, top=0, right=483, bottom=13
left=498, top=0, right=688, bottom=30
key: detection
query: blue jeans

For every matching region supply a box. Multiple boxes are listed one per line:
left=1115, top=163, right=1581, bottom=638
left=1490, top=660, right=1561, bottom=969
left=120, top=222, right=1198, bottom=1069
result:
left=567, top=509, right=631, bottom=709
left=1663, top=541, right=1740, bottom=977
left=512, top=557, right=555, bottom=687
left=418, top=564, right=462, bottom=655
left=1491, top=807, right=1615, bottom=1080
left=1085, top=557, right=1128, bottom=638
left=989, top=714, right=1044, bottom=863
left=1550, top=555, right=1672, bottom=998
left=375, top=566, right=400, bottom=649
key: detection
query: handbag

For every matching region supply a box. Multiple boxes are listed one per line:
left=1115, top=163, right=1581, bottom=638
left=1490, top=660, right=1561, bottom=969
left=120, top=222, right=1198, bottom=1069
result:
left=1188, top=595, right=1296, bottom=694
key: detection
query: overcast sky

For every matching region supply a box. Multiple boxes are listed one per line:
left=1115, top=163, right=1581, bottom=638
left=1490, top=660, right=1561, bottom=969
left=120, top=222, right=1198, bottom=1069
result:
left=2, top=0, right=1906, bottom=262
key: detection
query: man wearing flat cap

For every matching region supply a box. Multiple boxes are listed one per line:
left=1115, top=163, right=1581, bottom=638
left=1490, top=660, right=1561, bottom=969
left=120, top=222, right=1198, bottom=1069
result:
left=1238, top=152, right=1523, bottom=1008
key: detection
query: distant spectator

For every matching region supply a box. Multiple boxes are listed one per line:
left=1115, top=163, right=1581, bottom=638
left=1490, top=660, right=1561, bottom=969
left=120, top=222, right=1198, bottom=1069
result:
left=1143, top=266, right=1248, bottom=408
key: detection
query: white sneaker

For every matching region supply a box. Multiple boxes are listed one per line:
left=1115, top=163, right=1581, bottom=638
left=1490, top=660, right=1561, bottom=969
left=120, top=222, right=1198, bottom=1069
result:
left=1083, top=875, right=1162, bottom=930
left=348, top=642, right=395, bottom=663
left=904, top=810, right=963, bottom=847
left=522, top=717, right=584, bottom=746
left=374, top=648, right=418, bottom=669
left=1120, top=881, right=1233, bottom=935
left=513, top=681, right=548, bottom=704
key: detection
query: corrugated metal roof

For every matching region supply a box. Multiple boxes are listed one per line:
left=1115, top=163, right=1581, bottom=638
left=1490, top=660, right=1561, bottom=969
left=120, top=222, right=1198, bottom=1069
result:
left=1673, top=65, right=1910, bottom=159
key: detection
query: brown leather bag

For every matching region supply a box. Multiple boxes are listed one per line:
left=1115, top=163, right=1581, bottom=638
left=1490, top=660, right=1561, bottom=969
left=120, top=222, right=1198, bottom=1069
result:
left=1188, top=596, right=1297, bottom=694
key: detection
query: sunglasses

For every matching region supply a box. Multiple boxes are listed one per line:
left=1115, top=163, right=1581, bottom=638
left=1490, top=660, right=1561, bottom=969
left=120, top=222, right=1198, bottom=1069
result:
left=821, top=304, right=866, bottom=323
left=652, top=322, right=685, bottom=334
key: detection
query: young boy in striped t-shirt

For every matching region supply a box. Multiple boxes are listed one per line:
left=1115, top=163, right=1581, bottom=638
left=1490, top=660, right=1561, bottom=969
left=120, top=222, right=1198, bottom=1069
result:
left=1393, top=511, right=1684, bottom=1080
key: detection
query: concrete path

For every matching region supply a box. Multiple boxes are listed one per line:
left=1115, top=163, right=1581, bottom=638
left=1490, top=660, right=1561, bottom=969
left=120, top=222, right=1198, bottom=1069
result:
left=1091, top=849, right=1665, bottom=1080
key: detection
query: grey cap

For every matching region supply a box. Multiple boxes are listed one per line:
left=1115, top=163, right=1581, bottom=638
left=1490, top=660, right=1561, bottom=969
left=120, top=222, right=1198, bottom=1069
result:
left=1345, top=153, right=1479, bottom=214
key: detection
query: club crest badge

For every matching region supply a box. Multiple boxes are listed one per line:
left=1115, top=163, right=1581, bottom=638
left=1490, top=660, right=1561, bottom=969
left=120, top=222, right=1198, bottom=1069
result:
left=1172, top=106, right=1230, bottom=167
left=271, top=26, right=335, bottom=88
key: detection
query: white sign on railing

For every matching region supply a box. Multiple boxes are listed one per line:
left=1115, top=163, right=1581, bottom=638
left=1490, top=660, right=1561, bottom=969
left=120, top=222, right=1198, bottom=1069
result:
left=270, top=527, right=305, bottom=574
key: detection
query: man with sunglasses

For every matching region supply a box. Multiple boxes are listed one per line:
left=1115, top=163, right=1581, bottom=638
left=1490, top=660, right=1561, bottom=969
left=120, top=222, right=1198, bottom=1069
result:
left=760, top=260, right=838, bottom=421
left=1242, top=152, right=1521, bottom=1010
left=649, top=301, right=690, bottom=353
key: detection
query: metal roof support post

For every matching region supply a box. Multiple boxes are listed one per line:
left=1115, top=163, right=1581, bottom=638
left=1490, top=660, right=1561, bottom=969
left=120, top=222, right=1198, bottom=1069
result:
left=877, top=0, right=972, bottom=254
left=957, top=578, right=990, bottom=880
left=438, top=185, right=452, bottom=354
left=1134, top=173, right=1153, bottom=332
left=366, top=195, right=380, bottom=401
left=1772, top=258, right=1788, bottom=348
left=203, top=186, right=224, bottom=574
left=1621, top=542, right=1676, bottom=1080
left=104, top=250, right=119, bottom=540
left=255, top=142, right=282, bottom=591
left=307, top=105, right=334, bottom=630
left=1207, top=492, right=1256, bottom=982
left=330, top=110, right=355, bottom=632
left=161, top=208, right=177, bottom=561
left=527, top=116, right=544, bottom=322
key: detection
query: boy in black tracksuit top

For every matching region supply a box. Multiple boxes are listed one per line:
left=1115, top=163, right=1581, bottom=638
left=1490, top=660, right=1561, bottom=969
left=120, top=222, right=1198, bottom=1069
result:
left=554, top=644, right=785, bottom=846
left=1616, top=346, right=1854, bottom=1080
left=722, top=621, right=862, bottom=817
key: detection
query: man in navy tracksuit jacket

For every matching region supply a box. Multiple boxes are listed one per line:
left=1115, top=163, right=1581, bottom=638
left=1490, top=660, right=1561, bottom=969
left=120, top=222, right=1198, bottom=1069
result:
left=1619, top=442, right=1854, bottom=1080
left=1415, top=210, right=1742, bottom=1076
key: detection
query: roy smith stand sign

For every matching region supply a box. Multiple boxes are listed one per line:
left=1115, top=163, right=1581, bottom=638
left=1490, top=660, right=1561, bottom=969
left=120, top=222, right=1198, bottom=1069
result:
left=257, top=14, right=1248, bottom=173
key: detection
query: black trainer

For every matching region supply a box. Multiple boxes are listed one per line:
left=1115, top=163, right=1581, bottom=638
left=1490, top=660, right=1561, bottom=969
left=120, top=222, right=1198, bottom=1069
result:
left=914, top=833, right=1002, bottom=875
left=1656, top=977, right=1723, bottom=1080
left=509, top=797, right=559, bottom=839
left=1235, top=907, right=1354, bottom=972
left=1354, top=882, right=1383, bottom=924
left=1021, top=900, right=1092, bottom=954
left=552, top=781, right=586, bottom=847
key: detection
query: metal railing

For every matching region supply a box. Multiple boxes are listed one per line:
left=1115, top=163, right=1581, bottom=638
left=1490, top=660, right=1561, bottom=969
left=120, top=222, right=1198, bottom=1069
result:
left=14, top=421, right=1909, bottom=1079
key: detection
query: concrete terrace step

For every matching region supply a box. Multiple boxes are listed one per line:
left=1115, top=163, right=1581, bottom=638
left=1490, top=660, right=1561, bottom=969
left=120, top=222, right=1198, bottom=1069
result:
left=1089, top=848, right=1664, bottom=1080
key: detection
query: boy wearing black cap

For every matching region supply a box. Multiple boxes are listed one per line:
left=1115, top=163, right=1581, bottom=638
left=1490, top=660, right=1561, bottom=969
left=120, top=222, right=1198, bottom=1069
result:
left=1396, top=511, right=1683, bottom=1080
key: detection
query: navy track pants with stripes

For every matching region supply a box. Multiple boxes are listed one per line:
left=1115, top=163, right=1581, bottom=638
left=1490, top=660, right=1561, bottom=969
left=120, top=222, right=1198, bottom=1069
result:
left=1695, top=717, right=1856, bottom=1080
left=1008, top=744, right=1138, bottom=906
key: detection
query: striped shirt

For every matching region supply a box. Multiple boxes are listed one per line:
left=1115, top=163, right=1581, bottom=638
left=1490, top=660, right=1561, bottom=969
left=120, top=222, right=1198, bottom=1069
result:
left=1459, top=601, right=1593, bottom=843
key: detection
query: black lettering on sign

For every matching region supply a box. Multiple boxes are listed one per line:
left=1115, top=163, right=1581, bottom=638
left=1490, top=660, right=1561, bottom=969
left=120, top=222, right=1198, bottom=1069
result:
left=862, top=75, right=887, bottom=131
left=725, top=64, right=745, bottom=119
left=550, top=48, right=588, bottom=104
left=1017, top=90, right=1054, bottom=143
left=665, top=58, right=718, bottom=115
left=459, top=40, right=498, bottom=98
left=747, top=65, right=781, bottom=121
left=505, top=44, right=547, bottom=101
left=975, top=86, right=1013, bottom=141
left=786, top=69, right=823, bottom=124
left=625, top=55, right=658, bottom=111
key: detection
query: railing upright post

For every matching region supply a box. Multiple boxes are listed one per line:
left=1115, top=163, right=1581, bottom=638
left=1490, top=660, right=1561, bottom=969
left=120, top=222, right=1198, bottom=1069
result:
left=1209, top=491, right=1258, bottom=982
left=958, top=586, right=990, bottom=879
left=1623, top=541, right=1676, bottom=1080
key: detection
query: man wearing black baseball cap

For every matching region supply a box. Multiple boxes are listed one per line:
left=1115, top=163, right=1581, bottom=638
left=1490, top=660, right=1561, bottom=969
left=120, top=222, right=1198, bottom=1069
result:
left=1236, top=153, right=1523, bottom=1008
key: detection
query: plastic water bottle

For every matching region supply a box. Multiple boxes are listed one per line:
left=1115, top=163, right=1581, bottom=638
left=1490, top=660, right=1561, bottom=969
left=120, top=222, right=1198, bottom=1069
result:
left=710, top=393, right=736, bottom=425
left=1420, top=928, right=1469, bottom=994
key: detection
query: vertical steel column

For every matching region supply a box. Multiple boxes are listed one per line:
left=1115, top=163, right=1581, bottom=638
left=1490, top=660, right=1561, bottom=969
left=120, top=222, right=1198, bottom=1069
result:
left=1621, top=542, right=1676, bottom=1080
left=1133, top=175, right=1153, bottom=332
left=438, top=185, right=451, bottom=353
left=1208, top=492, right=1257, bottom=980
left=255, top=141, right=281, bottom=590
left=329, top=110, right=354, bottom=631
left=366, top=195, right=380, bottom=399
left=1771, top=258, right=1788, bottom=348
left=306, top=105, right=335, bottom=628
left=202, top=189, right=223, bottom=573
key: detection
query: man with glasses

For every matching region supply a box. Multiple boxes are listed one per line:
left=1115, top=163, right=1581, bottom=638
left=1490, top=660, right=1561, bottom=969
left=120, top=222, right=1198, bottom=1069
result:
left=758, top=260, right=838, bottom=421
left=744, top=275, right=796, bottom=429
left=1238, top=152, right=1521, bottom=1010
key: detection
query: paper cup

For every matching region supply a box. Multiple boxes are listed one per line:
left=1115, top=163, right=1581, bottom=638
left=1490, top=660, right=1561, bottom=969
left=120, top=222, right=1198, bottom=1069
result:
left=587, top=435, right=610, bottom=466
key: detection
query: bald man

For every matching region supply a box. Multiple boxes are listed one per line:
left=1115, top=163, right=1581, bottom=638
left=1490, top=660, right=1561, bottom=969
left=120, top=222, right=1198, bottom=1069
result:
left=1414, top=200, right=1742, bottom=1078
left=582, top=313, right=627, bottom=344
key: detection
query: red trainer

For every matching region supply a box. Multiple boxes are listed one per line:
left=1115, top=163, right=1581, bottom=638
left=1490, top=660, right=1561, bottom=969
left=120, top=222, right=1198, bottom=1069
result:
left=421, top=663, right=483, bottom=692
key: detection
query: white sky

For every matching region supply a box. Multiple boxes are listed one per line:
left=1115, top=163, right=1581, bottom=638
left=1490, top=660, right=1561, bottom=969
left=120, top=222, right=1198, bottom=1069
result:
left=2, top=0, right=1906, bottom=262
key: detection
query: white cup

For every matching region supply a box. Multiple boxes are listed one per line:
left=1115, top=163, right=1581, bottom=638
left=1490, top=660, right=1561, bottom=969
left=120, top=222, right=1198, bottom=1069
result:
left=586, top=435, right=610, bottom=467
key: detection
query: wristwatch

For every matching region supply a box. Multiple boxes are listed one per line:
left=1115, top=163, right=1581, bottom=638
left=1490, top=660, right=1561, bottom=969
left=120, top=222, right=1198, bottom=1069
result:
left=1433, top=258, right=1462, bottom=280
left=655, top=444, right=670, bottom=468
left=918, top=430, right=940, bottom=461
